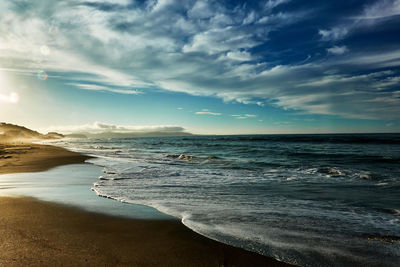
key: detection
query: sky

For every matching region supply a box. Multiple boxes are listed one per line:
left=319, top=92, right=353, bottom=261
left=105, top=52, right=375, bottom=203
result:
left=0, top=0, right=399, bottom=135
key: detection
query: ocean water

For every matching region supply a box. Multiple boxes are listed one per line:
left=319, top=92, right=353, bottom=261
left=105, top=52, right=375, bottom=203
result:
left=47, top=134, right=400, bottom=266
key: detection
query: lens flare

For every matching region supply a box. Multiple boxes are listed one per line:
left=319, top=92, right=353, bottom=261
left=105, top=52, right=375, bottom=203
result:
left=40, top=45, right=50, bottom=56
left=37, top=70, right=48, bottom=80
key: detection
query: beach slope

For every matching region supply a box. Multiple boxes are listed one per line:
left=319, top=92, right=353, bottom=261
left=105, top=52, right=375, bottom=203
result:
left=0, top=196, right=290, bottom=266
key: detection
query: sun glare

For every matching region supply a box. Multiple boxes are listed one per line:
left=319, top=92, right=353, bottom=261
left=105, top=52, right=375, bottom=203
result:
left=9, top=92, right=19, bottom=103
left=0, top=71, right=4, bottom=89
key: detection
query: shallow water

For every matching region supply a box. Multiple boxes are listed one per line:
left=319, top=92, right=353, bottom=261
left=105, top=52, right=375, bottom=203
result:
left=44, top=134, right=400, bottom=266
left=0, top=163, right=172, bottom=220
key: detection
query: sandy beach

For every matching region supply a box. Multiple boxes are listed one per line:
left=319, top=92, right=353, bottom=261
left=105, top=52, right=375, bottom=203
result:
left=0, top=143, right=91, bottom=174
left=0, top=142, right=291, bottom=266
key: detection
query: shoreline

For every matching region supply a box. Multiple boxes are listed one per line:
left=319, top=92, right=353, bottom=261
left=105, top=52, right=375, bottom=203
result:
left=0, top=143, right=92, bottom=174
left=0, top=142, right=293, bottom=266
left=0, top=196, right=290, bottom=266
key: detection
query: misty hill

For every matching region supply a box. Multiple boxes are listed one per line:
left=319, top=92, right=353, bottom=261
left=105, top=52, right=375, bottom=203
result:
left=67, top=131, right=192, bottom=139
left=0, top=123, right=64, bottom=143
left=0, top=123, right=193, bottom=142
left=65, top=133, right=88, bottom=139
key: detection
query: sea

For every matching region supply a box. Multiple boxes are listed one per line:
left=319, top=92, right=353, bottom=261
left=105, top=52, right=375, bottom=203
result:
left=46, top=134, right=400, bottom=267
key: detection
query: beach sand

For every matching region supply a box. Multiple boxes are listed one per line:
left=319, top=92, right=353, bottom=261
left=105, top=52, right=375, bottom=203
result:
left=0, top=142, right=292, bottom=266
left=0, top=143, right=91, bottom=174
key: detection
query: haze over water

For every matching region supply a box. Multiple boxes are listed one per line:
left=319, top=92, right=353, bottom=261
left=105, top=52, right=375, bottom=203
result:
left=49, top=134, right=400, bottom=267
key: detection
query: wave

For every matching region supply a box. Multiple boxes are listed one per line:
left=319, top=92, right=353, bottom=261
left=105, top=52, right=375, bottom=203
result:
left=317, top=167, right=345, bottom=176
left=177, top=134, right=400, bottom=145
left=166, top=154, right=194, bottom=161
left=379, top=208, right=400, bottom=216
left=361, top=233, right=400, bottom=243
left=166, top=154, right=221, bottom=162
left=244, top=134, right=400, bottom=144
left=51, top=135, right=400, bottom=267
left=98, top=176, right=132, bottom=181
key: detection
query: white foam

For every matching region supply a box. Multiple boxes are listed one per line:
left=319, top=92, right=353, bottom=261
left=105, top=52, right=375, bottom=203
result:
left=51, top=137, right=400, bottom=267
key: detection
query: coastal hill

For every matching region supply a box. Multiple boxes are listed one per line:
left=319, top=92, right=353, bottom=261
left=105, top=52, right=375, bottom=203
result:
left=0, top=123, right=193, bottom=142
left=0, top=123, right=64, bottom=143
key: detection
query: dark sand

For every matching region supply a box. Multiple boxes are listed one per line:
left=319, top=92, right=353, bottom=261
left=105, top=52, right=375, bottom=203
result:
left=0, top=197, right=291, bottom=266
left=0, top=142, right=293, bottom=266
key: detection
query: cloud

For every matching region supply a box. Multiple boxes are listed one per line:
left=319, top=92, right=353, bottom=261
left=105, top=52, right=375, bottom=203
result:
left=319, top=28, right=349, bottom=41
left=44, top=122, right=187, bottom=134
left=265, top=0, right=291, bottom=10
left=231, top=115, right=247, bottom=119
left=182, top=29, right=260, bottom=55
left=196, top=110, right=222, bottom=116
left=231, top=114, right=257, bottom=119
left=224, top=50, right=253, bottom=61
left=335, top=49, right=400, bottom=68
left=0, top=0, right=399, bottom=121
left=187, top=0, right=214, bottom=19
left=327, top=45, right=348, bottom=55
left=67, top=83, right=141, bottom=95
left=360, top=0, right=400, bottom=19
left=319, top=0, right=400, bottom=42
left=83, top=0, right=131, bottom=5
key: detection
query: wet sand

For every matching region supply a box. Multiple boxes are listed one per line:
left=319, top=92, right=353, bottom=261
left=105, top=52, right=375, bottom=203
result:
left=0, top=196, right=291, bottom=266
left=0, top=143, right=91, bottom=174
left=0, top=142, right=292, bottom=266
